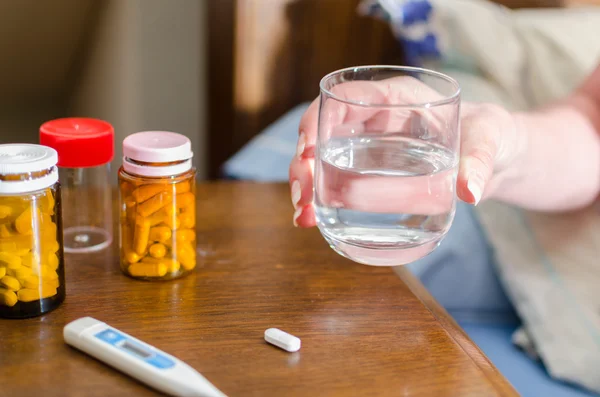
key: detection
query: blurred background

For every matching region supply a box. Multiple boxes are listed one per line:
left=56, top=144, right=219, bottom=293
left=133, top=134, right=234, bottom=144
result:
left=3, top=0, right=594, bottom=181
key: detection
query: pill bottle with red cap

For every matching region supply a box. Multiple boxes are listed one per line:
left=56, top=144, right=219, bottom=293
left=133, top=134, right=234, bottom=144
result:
left=118, top=131, right=196, bottom=280
left=40, top=118, right=114, bottom=253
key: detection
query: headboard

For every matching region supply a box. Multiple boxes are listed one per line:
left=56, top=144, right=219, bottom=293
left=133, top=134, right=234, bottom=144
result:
left=206, top=0, right=565, bottom=178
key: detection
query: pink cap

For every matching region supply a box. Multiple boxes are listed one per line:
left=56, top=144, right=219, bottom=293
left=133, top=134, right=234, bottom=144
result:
left=123, top=131, right=193, bottom=163
left=122, top=131, right=193, bottom=177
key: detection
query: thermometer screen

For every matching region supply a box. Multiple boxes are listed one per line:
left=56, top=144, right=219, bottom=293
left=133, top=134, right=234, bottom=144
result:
left=121, top=341, right=152, bottom=359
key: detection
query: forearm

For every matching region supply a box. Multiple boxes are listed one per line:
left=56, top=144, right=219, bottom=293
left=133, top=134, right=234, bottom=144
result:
left=488, top=93, right=600, bottom=212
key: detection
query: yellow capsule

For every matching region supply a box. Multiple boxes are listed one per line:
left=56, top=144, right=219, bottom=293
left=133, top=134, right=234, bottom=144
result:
left=122, top=224, right=140, bottom=263
left=0, top=267, right=5, bottom=278
left=9, top=266, right=32, bottom=281
left=0, top=223, right=15, bottom=238
left=0, top=252, right=22, bottom=269
left=175, top=181, right=191, bottom=194
left=132, top=184, right=168, bottom=203
left=165, top=258, right=181, bottom=273
left=149, top=226, right=171, bottom=242
left=43, top=239, right=60, bottom=254
left=149, top=243, right=166, bottom=258
left=134, top=217, right=151, bottom=255
left=17, top=285, right=57, bottom=302
left=33, top=266, right=58, bottom=280
left=15, top=248, right=30, bottom=256
left=147, top=210, right=180, bottom=230
left=178, top=212, right=195, bottom=229
left=22, top=275, right=40, bottom=289
left=128, top=262, right=167, bottom=278
left=120, top=181, right=135, bottom=197
left=0, top=241, right=16, bottom=252
left=15, top=207, right=39, bottom=235
left=137, top=192, right=172, bottom=217
left=176, top=243, right=196, bottom=271
left=175, top=192, right=194, bottom=209
left=0, top=288, right=18, bottom=307
left=22, top=274, right=58, bottom=289
left=175, top=229, right=196, bottom=243
left=1, top=275, right=21, bottom=291
left=44, top=189, right=56, bottom=215
left=45, top=253, right=59, bottom=270
left=0, top=205, right=13, bottom=219
left=21, top=252, right=38, bottom=268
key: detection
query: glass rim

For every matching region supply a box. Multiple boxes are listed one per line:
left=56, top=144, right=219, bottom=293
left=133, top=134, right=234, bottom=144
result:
left=319, top=65, right=461, bottom=109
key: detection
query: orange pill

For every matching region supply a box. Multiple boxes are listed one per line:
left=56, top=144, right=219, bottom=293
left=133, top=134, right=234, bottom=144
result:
left=176, top=229, right=196, bottom=243
left=175, top=181, right=191, bottom=194
left=149, top=243, right=166, bottom=258
left=137, top=192, right=172, bottom=217
left=128, top=261, right=167, bottom=278
left=149, top=226, right=171, bottom=242
left=133, top=218, right=151, bottom=255
left=175, top=192, right=194, bottom=209
left=132, top=184, right=167, bottom=203
left=178, top=212, right=195, bottom=229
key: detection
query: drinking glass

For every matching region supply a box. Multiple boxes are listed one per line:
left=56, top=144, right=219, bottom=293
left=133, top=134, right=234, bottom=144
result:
left=314, top=66, right=461, bottom=266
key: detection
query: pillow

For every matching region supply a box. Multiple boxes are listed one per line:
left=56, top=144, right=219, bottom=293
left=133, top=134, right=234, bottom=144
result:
left=359, top=0, right=600, bottom=109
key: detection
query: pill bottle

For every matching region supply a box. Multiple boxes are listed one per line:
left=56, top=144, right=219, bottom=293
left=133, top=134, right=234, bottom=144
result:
left=40, top=118, right=114, bottom=253
left=0, top=144, right=65, bottom=318
left=118, top=131, right=196, bottom=280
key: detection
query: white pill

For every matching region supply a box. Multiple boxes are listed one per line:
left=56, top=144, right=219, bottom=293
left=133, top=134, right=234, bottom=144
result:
left=264, top=328, right=301, bottom=352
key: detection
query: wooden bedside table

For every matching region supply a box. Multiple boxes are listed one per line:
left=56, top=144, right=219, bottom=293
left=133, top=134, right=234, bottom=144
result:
left=0, top=182, right=517, bottom=397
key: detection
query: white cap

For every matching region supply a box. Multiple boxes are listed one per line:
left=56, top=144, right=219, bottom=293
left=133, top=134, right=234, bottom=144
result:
left=0, top=144, right=59, bottom=194
left=122, top=131, right=193, bottom=177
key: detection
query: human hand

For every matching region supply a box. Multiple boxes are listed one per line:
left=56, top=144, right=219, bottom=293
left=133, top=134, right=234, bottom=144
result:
left=289, top=77, right=523, bottom=227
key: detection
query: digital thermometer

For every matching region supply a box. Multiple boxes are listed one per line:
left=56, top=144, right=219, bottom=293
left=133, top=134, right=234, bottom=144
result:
left=64, top=317, right=227, bottom=397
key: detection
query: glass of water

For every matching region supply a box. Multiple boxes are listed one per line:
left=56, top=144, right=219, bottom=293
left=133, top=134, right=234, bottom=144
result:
left=314, top=66, right=461, bottom=266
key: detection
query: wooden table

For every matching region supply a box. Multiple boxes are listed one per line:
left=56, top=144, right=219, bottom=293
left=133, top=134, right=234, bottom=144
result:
left=0, top=183, right=517, bottom=397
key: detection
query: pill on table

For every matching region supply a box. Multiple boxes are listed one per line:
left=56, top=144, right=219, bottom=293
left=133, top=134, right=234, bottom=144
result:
left=264, top=328, right=301, bottom=352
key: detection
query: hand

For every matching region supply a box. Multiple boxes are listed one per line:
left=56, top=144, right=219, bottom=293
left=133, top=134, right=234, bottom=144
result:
left=289, top=78, right=523, bottom=227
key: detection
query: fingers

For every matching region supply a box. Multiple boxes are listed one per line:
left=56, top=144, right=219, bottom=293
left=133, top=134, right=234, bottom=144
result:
left=297, top=98, right=320, bottom=159
left=458, top=104, right=512, bottom=205
left=289, top=155, right=314, bottom=210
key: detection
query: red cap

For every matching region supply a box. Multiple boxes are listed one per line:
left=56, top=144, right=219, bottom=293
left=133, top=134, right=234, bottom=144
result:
left=40, top=118, right=114, bottom=168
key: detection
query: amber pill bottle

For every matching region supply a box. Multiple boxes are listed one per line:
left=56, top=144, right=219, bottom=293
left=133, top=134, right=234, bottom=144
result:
left=0, top=144, right=65, bottom=318
left=118, top=132, right=196, bottom=280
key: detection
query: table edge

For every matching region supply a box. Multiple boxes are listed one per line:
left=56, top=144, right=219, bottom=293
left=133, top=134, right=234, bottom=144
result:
left=395, top=267, right=519, bottom=397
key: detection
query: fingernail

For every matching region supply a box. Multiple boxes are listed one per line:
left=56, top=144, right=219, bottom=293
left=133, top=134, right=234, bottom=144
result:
left=467, top=171, right=485, bottom=205
left=293, top=206, right=303, bottom=227
left=291, top=180, right=301, bottom=208
left=296, top=132, right=306, bottom=158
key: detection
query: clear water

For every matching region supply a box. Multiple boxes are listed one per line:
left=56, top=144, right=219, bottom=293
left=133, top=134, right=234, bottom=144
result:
left=315, top=136, right=457, bottom=266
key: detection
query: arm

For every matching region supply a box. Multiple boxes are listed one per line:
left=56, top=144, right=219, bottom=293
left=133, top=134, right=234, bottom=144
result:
left=486, top=65, right=600, bottom=211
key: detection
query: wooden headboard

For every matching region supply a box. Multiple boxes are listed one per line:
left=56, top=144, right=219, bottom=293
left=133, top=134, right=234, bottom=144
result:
left=206, top=0, right=565, bottom=178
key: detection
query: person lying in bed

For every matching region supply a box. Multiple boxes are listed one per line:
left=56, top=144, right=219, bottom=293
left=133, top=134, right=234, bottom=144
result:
left=289, top=64, right=600, bottom=225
